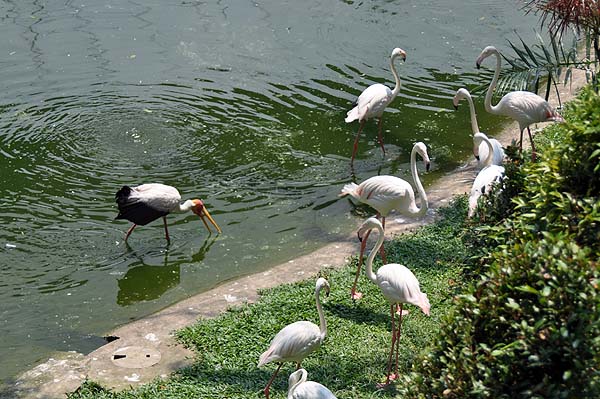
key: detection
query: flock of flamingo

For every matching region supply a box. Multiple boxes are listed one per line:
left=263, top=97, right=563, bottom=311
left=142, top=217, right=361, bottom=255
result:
left=114, top=45, right=563, bottom=399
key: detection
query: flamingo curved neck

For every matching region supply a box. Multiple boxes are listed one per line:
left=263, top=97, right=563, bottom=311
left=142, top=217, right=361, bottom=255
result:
left=288, top=370, right=308, bottom=399
left=315, top=284, right=327, bottom=339
left=365, top=222, right=385, bottom=283
left=390, top=54, right=402, bottom=99
left=410, top=146, right=428, bottom=217
left=464, top=92, right=480, bottom=134
left=484, top=49, right=502, bottom=115
left=481, top=136, right=494, bottom=167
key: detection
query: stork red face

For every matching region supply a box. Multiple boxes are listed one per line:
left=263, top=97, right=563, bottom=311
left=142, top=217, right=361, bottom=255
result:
left=191, top=199, right=222, bottom=234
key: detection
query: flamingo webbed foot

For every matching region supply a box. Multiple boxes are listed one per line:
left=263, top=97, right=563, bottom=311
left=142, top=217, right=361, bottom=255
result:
left=351, top=291, right=363, bottom=301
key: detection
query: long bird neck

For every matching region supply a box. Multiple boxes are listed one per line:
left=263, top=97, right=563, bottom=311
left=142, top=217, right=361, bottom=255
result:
left=178, top=200, right=195, bottom=213
left=287, top=370, right=307, bottom=399
left=484, top=49, right=502, bottom=115
left=315, top=284, right=327, bottom=339
left=465, top=92, right=480, bottom=134
left=390, top=54, right=402, bottom=99
left=481, top=136, right=494, bottom=167
left=410, top=146, right=428, bottom=217
left=365, top=222, right=385, bottom=284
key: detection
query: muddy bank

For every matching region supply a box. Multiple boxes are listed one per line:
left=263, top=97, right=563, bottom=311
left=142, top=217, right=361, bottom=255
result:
left=8, top=70, right=587, bottom=399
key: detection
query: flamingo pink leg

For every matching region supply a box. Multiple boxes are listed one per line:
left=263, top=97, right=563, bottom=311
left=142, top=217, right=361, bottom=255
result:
left=124, top=224, right=137, bottom=242
left=527, top=127, right=537, bottom=161
left=393, top=303, right=404, bottom=380
left=263, top=363, right=283, bottom=399
left=377, top=117, right=386, bottom=157
left=351, top=120, right=366, bottom=163
left=163, top=216, right=171, bottom=243
left=384, top=304, right=397, bottom=385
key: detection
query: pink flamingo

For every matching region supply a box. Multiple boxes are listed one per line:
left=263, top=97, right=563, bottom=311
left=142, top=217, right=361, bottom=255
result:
left=357, top=217, right=430, bottom=385
left=258, top=278, right=330, bottom=399
left=287, top=368, right=337, bottom=399
left=339, top=142, right=430, bottom=300
left=476, top=45, right=564, bottom=160
left=345, top=47, right=406, bottom=162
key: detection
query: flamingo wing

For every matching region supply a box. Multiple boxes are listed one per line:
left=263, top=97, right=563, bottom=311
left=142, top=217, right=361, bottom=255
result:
left=354, top=176, right=415, bottom=216
left=346, top=83, right=393, bottom=122
left=499, top=91, right=553, bottom=127
left=258, top=321, right=322, bottom=366
left=377, top=264, right=429, bottom=314
left=292, top=381, right=338, bottom=399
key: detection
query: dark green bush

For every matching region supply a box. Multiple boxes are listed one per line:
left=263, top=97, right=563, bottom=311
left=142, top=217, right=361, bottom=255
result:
left=401, top=86, right=600, bottom=398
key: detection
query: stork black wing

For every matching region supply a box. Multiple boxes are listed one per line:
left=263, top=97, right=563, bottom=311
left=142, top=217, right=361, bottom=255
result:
left=115, top=186, right=168, bottom=226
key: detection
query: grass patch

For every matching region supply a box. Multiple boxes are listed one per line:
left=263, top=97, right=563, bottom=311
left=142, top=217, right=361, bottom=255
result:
left=68, top=197, right=469, bottom=399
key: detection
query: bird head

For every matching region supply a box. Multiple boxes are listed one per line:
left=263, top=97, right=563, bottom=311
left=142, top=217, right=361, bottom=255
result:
left=476, top=45, right=498, bottom=69
left=392, top=47, right=407, bottom=62
left=191, top=199, right=222, bottom=234
left=545, top=109, right=564, bottom=123
left=452, top=88, right=469, bottom=110
left=315, top=277, right=330, bottom=297
left=414, top=142, right=431, bottom=172
left=357, top=217, right=382, bottom=242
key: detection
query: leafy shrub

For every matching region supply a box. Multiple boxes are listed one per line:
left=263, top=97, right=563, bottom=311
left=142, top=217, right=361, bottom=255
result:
left=401, top=86, right=600, bottom=398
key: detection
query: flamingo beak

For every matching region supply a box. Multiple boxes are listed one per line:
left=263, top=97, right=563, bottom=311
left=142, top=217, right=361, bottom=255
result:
left=475, top=155, right=480, bottom=161
left=426, top=162, right=431, bottom=172
left=357, top=231, right=363, bottom=242
left=453, top=104, right=458, bottom=110
left=196, top=206, right=222, bottom=234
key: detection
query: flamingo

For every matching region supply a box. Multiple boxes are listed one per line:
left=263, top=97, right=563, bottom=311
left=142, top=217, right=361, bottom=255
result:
left=287, top=369, right=337, bottom=399
left=345, top=47, right=406, bottom=163
left=475, top=45, right=564, bottom=160
left=357, top=217, right=430, bottom=385
left=258, top=277, right=330, bottom=399
left=453, top=88, right=505, bottom=166
left=468, top=132, right=506, bottom=218
left=115, top=183, right=221, bottom=243
left=339, top=142, right=430, bottom=300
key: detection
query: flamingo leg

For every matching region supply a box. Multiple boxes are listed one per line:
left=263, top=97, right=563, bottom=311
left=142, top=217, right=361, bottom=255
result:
left=394, top=303, right=404, bottom=380
left=518, top=128, right=525, bottom=155
left=124, top=224, right=137, bottom=242
left=351, top=120, right=366, bottom=163
left=163, top=216, right=171, bottom=243
left=377, top=117, right=386, bottom=157
left=351, top=229, right=371, bottom=300
left=527, top=126, right=537, bottom=161
left=263, top=363, right=283, bottom=399
left=385, top=304, right=397, bottom=385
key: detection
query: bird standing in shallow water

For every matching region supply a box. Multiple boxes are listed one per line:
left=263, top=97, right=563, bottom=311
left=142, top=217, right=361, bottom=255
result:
left=339, top=142, right=430, bottom=300
left=357, top=217, right=430, bottom=386
left=345, top=47, right=406, bottom=163
left=287, top=368, right=337, bottom=399
left=258, top=278, right=330, bottom=399
left=476, top=45, right=563, bottom=160
left=115, top=183, right=221, bottom=243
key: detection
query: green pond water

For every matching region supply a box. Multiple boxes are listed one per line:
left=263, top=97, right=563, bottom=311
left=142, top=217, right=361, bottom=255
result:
left=0, top=0, right=543, bottom=385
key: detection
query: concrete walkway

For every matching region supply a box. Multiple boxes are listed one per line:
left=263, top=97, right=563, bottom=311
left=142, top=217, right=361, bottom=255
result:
left=9, top=70, right=587, bottom=399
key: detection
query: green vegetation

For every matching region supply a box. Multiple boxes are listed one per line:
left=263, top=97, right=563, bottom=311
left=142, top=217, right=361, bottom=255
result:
left=401, top=85, right=600, bottom=398
left=68, top=87, right=599, bottom=399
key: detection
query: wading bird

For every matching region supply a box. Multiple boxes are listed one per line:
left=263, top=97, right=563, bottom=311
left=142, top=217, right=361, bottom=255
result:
left=258, top=278, right=330, bottom=399
left=115, top=183, right=221, bottom=243
left=339, top=142, right=430, bottom=300
left=345, top=47, right=406, bottom=163
left=468, top=132, right=506, bottom=218
left=453, top=88, right=504, bottom=166
left=357, top=217, right=430, bottom=385
left=287, top=369, right=337, bottom=399
left=476, top=45, right=564, bottom=160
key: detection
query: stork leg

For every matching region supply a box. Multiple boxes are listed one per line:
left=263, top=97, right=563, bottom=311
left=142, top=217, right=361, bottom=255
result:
left=124, top=224, right=137, bottom=242
left=351, top=120, right=366, bottom=163
left=377, top=117, right=386, bottom=157
left=527, top=126, right=537, bottom=161
left=263, top=363, right=283, bottom=399
left=351, top=228, right=370, bottom=300
left=163, top=216, right=171, bottom=243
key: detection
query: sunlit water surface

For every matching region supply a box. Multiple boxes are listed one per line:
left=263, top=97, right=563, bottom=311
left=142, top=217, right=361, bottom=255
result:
left=0, top=0, right=542, bottom=384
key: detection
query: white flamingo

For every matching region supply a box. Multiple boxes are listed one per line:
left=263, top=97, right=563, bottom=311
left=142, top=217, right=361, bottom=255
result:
left=339, top=142, right=429, bottom=300
left=357, top=217, right=430, bottom=385
left=258, top=278, right=330, bottom=399
left=345, top=47, right=406, bottom=162
left=476, top=45, right=564, bottom=160
left=453, top=88, right=504, bottom=166
left=468, top=132, right=506, bottom=217
left=287, top=369, right=337, bottom=399
left=115, top=183, right=221, bottom=243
